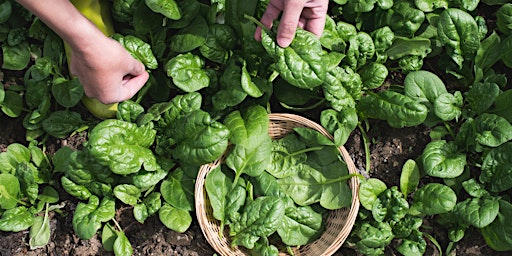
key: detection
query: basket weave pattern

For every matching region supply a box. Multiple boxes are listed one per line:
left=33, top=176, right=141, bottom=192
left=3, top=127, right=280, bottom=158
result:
left=195, top=113, right=360, bottom=256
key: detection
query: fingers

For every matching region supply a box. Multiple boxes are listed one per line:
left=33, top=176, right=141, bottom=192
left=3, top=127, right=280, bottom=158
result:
left=119, top=68, right=149, bottom=102
left=277, top=1, right=305, bottom=47
left=254, top=1, right=282, bottom=41
left=255, top=0, right=327, bottom=48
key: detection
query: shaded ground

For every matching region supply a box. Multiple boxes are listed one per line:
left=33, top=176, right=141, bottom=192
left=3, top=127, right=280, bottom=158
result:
left=0, top=110, right=508, bottom=256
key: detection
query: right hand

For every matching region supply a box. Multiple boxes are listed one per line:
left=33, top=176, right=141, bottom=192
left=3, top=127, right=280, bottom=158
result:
left=69, top=36, right=149, bottom=104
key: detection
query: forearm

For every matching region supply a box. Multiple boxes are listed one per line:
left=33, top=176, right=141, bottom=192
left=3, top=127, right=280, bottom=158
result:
left=15, top=0, right=106, bottom=52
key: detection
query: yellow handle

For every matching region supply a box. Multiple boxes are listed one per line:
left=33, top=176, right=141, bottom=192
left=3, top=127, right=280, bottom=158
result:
left=65, top=0, right=117, bottom=119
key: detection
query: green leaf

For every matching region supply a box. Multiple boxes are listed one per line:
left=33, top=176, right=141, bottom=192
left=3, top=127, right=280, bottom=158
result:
left=72, top=196, right=115, bottom=240
left=454, top=196, right=500, bottom=228
left=113, top=34, right=158, bottom=69
left=29, top=215, right=51, bottom=249
left=0, top=206, right=35, bottom=232
left=145, top=0, right=181, bottom=20
left=133, top=204, right=149, bottom=224
left=358, top=90, right=428, bottom=128
left=113, top=232, right=133, bottom=256
left=42, top=110, right=86, bottom=139
left=230, top=196, right=286, bottom=249
left=277, top=205, right=324, bottom=246
left=421, top=140, right=466, bottom=178
left=412, top=183, right=457, bottom=215
left=474, top=114, right=512, bottom=148
left=113, top=184, right=141, bottom=206
left=385, top=36, right=431, bottom=60
left=437, top=8, right=480, bottom=67
left=158, top=203, right=192, bottom=233
left=1, top=90, right=23, bottom=118
left=2, top=42, right=31, bottom=70
left=87, top=119, right=157, bottom=175
left=165, top=53, right=210, bottom=93
left=261, top=28, right=327, bottom=89
left=359, top=178, right=387, bottom=210
left=0, top=173, right=20, bottom=210
left=404, top=70, right=447, bottom=104
left=267, top=134, right=308, bottom=179
left=0, top=143, right=31, bottom=174
left=224, top=105, right=272, bottom=179
left=61, top=176, right=91, bottom=201
left=480, top=142, right=512, bottom=193
left=433, top=91, right=463, bottom=121
left=37, top=186, right=59, bottom=204
left=161, top=168, right=194, bottom=211
left=169, top=16, right=208, bottom=53
left=169, top=110, right=229, bottom=165
left=481, top=199, right=512, bottom=251
left=320, top=108, right=358, bottom=147
left=102, top=223, right=117, bottom=252
left=400, top=159, right=420, bottom=197
left=51, top=77, right=84, bottom=108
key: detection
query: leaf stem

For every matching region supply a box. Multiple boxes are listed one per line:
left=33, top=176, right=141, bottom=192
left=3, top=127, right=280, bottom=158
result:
left=288, top=146, right=325, bottom=157
left=243, top=14, right=273, bottom=36
left=358, top=122, right=372, bottom=173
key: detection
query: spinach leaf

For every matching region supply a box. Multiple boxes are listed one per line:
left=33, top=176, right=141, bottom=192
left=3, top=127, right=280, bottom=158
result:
left=0, top=206, right=34, bottom=232
left=113, top=232, right=133, bottom=256
left=29, top=214, right=50, bottom=250
left=0, top=173, right=20, bottom=209
left=2, top=42, right=30, bottom=70
left=87, top=119, right=158, bottom=175
left=51, top=77, right=84, bottom=108
left=112, top=34, right=158, bottom=69
left=454, top=196, right=500, bottom=228
left=230, top=196, right=285, bottom=249
left=320, top=108, right=358, bottom=147
left=165, top=53, right=210, bottom=92
left=354, top=221, right=394, bottom=255
left=199, top=23, right=236, bottom=64
left=437, top=8, right=480, bottom=68
left=72, top=196, right=115, bottom=240
left=42, top=110, right=87, bottom=139
left=372, top=186, right=409, bottom=222
left=169, top=16, right=208, bottom=53
left=261, top=28, right=327, bottom=89
left=169, top=110, right=229, bottom=165
left=224, top=105, right=271, bottom=180
left=267, top=133, right=308, bottom=179
left=144, top=0, right=180, bottom=20
left=358, top=90, right=428, bottom=128
left=481, top=199, right=512, bottom=251
left=480, top=142, right=512, bottom=193
left=113, top=184, right=141, bottom=206
left=421, top=140, right=466, bottom=178
left=411, top=183, right=457, bottom=215
left=158, top=203, right=192, bottom=233
left=345, top=32, right=375, bottom=69
left=433, top=91, right=463, bottom=121
left=161, top=168, right=194, bottom=211
left=400, top=159, right=420, bottom=197
left=277, top=205, right=325, bottom=246
left=359, top=178, right=387, bottom=210
left=404, top=70, right=447, bottom=104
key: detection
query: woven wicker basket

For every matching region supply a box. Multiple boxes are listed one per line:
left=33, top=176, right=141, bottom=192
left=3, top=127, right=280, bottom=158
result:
left=195, top=113, right=360, bottom=256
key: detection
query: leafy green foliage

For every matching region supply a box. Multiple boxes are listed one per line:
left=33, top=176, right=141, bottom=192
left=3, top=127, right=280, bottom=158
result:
left=2, top=0, right=512, bottom=255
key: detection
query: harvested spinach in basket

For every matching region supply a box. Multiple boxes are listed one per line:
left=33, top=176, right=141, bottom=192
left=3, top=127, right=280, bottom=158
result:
left=205, top=106, right=357, bottom=254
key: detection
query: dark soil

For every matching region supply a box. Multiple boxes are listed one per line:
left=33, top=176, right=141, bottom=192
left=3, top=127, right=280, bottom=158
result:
left=0, top=109, right=508, bottom=256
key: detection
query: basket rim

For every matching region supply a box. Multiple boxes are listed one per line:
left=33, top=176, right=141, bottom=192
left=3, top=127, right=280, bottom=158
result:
left=194, top=113, right=360, bottom=256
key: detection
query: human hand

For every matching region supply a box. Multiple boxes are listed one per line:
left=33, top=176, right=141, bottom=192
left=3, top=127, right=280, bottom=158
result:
left=255, top=0, right=329, bottom=48
left=68, top=36, right=149, bottom=104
